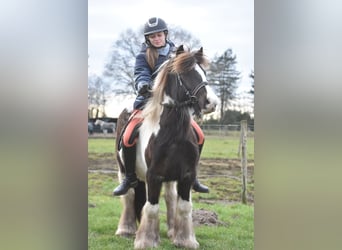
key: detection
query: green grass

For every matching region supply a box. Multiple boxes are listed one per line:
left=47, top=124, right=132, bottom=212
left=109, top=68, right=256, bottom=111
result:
left=88, top=172, right=254, bottom=250
left=88, top=135, right=254, bottom=249
left=88, top=138, right=116, bottom=154
left=201, top=135, right=254, bottom=159
left=88, top=135, right=254, bottom=160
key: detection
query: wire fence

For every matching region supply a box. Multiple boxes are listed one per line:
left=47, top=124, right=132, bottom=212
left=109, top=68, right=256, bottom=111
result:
left=201, top=124, right=254, bottom=137
left=89, top=123, right=255, bottom=138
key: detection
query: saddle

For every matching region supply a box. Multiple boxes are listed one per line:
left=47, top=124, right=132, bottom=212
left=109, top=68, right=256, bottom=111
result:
left=118, top=110, right=205, bottom=149
left=118, top=110, right=143, bottom=149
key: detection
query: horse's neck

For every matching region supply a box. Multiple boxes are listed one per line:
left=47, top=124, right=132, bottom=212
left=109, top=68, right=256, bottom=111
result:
left=96, top=120, right=106, bottom=126
left=152, top=108, right=193, bottom=146
left=160, top=108, right=192, bottom=135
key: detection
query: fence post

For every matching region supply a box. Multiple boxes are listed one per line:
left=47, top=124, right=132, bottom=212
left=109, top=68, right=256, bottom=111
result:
left=240, top=120, right=248, bottom=204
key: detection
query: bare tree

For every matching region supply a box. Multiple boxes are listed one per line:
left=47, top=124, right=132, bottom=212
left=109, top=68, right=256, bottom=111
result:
left=102, top=29, right=141, bottom=94
left=168, top=25, right=201, bottom=50
left=88, top=73, right=110, bottom=118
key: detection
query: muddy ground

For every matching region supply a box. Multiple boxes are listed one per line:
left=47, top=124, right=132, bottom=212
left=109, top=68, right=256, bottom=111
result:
left=89, top=153, right=254, bottom=203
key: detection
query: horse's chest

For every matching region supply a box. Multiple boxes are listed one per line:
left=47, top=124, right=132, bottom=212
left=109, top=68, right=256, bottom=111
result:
left=135, top=120, right=160, bottom=180
left=139, top=120, right=160, bottom=149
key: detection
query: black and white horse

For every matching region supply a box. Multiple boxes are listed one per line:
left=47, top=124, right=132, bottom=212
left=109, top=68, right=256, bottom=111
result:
left=115, top=46, right=219, bottom=249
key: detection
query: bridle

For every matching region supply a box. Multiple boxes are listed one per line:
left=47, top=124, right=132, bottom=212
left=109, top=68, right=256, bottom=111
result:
left=162, top=69, right=207, bottom=118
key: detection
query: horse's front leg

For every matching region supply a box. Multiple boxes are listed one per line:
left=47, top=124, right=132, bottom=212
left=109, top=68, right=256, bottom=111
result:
left=173, top=179, right=199, bottom=249
left=164, top=181, right=177, bottom=238
left=134, top=176, right=162, bottom=249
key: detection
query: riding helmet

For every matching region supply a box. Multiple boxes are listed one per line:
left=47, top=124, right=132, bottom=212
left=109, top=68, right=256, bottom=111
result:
left=144, top=17, right=168, bottom=36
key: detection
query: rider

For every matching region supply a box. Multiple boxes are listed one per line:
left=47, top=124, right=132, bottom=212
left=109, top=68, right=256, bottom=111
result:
left=113, top=17, right=209, bottom=196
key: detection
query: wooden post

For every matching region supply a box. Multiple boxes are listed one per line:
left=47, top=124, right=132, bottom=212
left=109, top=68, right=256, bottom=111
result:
left=240, top=120, right=248, bottom=204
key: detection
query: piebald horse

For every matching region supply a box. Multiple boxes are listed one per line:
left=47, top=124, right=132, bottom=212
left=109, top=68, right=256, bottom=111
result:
left=115, top=46, right=219, bottom=249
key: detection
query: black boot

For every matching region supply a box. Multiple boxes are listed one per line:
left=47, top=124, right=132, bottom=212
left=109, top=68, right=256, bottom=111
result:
left=113, top=145, right=138, bottom=196
left=193, top=179, right=209, bottom=193
left=192, top=143, right=210, bottom=193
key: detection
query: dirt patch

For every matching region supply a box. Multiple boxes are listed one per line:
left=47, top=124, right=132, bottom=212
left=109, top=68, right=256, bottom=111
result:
left=88, top=152, right=116, bottom=171
left=192, top=208, right=228, bottom=227
left=88, top=155, right=253, bottom=176
left=88, top=154, right=254, bottom=204
left=198, top=158, right=254, bottom=178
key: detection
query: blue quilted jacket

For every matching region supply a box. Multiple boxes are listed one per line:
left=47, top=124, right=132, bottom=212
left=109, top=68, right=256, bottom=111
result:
left=133, top=40, right=176, bottom=109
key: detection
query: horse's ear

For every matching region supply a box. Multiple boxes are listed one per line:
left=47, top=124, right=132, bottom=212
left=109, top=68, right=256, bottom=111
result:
left=195, top=47, right=209, bottom=66
left=196, top=47, right=204, bottom=56
left=176, top=45, right=185, bottom=55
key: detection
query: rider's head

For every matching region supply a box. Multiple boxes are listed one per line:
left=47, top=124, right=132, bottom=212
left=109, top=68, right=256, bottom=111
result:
left=144, top=17, right=168, bottom=48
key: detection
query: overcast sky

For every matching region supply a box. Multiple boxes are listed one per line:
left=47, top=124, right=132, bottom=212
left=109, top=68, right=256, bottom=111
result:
left=88, top=0, right=254, bottom=92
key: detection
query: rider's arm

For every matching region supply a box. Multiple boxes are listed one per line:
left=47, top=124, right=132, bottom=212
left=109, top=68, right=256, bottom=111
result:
left=134, top=53, right=152, bottom=93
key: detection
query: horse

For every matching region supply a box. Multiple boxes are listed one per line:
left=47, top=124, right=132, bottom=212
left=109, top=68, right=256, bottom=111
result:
left=115, top=45, right=219, bottom=249
left=94, top=119, right=116, bottom=133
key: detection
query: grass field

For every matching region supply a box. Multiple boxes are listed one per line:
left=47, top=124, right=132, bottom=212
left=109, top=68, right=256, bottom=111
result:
left=88, top=135, right=254, bottom=249
left=88, top=134, right=254, bottom=159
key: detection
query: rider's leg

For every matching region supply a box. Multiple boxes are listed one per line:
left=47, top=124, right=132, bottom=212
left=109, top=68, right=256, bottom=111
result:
left=113, top=112, right=142, bottom=196
left=192, top=142, right=209, bottom=193
left=113, top=144, right=139, bottom=196
left=191, top=120, right=210, bottom=193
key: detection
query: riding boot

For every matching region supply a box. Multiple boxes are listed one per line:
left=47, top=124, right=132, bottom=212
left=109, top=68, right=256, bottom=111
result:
left=192, top=143, right=210, bottom=193
left=113, top=145, right=139, bottom=196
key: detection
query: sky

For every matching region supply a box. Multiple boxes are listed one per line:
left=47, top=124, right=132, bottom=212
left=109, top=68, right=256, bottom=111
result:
left=88, top=0, right=254, bottom=93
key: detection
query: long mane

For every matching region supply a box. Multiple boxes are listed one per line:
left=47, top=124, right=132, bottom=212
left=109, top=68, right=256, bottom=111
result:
left=142, top=50, right=209, bottom=123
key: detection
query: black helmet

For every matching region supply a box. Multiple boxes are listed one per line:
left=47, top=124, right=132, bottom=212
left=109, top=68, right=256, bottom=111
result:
left=144, top=17, right=168, bottom=36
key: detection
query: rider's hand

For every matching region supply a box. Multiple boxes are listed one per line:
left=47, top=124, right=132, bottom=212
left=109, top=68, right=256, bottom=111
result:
left=137, top=82, right=150, bottom=95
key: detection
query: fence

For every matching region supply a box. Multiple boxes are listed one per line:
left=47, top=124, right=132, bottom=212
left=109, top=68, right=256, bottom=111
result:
left=203, top=121, right=252, bottom=204
left=201, top=124, right=254, bottom=137
left=89, top=122, right=255, bottom=138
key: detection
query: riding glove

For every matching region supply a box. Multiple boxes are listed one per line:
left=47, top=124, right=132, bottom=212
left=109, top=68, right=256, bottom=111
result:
left=137, top=82, right=151, bottom=95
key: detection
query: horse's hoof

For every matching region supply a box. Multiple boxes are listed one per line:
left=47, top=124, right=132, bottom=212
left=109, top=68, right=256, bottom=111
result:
left=115, top=228, right=136, bottom=238
left=173, top=239, right=199, bottom=249
left=134, top=239, right=159, bottom=249
left=167, top=228, right=174, bottom=239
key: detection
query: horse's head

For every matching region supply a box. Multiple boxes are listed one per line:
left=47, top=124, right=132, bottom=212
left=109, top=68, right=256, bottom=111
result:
left=169, top=45, right=219, bottom=117
left=94, top=119, right=101, bottom=126
left=144, top=46, right=219, bottom=122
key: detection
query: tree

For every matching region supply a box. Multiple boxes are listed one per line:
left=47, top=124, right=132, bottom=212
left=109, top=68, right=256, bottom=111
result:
left=208, top=49, right=240, bottom=122
left=102, top=25, right=202, bottom=94
left=220, top=110, right=254, bottom=126
left=88, top=73, right=110, bottom=118
left=249, top=70, right=254, bottom=95
left=249, top=70, right=254, bottom=116
left=167, top=25, right=201, bottom=50
left=102, top=28, right=141, bottom=94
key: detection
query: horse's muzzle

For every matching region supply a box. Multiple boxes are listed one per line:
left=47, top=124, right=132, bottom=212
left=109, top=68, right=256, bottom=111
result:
left=203, top=103, right=217, bottom=114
